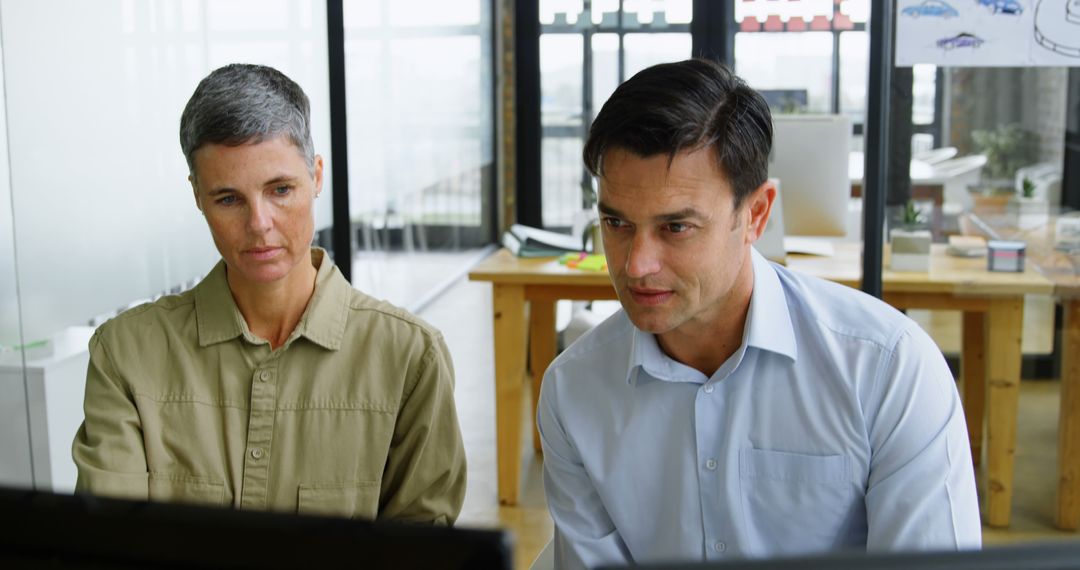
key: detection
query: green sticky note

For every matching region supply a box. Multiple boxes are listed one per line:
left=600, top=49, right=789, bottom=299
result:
left=577, top=255, right=606, bottom=272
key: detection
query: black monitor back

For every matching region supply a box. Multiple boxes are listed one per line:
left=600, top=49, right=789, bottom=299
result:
left=0, top=487, right=511, bottom=569
left=601, top=542, right=1080, bottom=570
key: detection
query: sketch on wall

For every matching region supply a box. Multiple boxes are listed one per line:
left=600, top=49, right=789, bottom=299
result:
left=896, top=0, right=1080, bottom=66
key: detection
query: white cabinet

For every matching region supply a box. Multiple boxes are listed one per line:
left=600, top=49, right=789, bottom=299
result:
left=0, top=327, right=93, bottom=493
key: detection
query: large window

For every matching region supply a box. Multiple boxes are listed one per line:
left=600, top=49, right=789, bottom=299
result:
left=734, top=1, right=939, bottom=145
left=539, top=0, right=692, bottom=228
left=344, top=0, right=494, bottom=249
left=734, top=1, right=869, bottom=125
left=526, top=1, right=946, bottom=230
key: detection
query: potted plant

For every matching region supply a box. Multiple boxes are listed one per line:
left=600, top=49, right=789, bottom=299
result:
left=970, top=123, right=1039, bottom=194
left=890, top=200, right=932, bottom=272
left=1008, top=176, right=1049, bottom=230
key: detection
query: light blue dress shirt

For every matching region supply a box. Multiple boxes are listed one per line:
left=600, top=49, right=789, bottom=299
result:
left=538, top=248, right=981, bottom=569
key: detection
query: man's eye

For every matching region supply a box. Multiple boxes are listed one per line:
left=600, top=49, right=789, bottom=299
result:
left=603, top=217, right=623, bottom=229
left=217, top=195, right=237, bottom=205
left=274, top=186, right=292, bottom=196
left=666, top=222, right=690, bottom=233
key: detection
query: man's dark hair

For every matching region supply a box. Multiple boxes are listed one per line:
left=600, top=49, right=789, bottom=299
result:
left=583, top=59, right=772, bottom=207
left=180, top=64, right=314, bottom=176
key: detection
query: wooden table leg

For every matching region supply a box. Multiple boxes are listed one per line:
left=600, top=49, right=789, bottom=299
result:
left=961, top=311, right=986, bottom=468
left=985, top=298, right=1024, bottom=527
left=529, top=299, right=557, bottom=453
left=1057, top=298, right=1080, bottom=530
left=494, top=284, right=527, bottom=505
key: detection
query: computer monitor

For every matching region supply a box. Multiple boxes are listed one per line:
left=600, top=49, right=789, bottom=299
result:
left=768, top=114, right=852, bottom=237
left=759, top=89, right=809, bottom=114
left=601, top=542, right=1080, bottom=570
left=0, top=487, right=512, bottom=569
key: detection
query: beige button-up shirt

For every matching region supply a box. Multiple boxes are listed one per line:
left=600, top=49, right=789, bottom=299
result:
left=72, top=248, right=466, bottom=524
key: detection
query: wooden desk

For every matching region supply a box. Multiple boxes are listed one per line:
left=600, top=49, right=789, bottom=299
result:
left=1035, top=255, right=1080, bottom=530
left=468, top=244, right=1053, bottom=529
left=966, top=211, right=1080, bottom=530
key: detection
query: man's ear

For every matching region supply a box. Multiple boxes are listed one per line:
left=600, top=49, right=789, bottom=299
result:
left=744, top=180, right=776, bottom=244
left=189, top=174, right=203, bottom=213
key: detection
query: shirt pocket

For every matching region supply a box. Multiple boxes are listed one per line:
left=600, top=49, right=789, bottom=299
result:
left=297, top=480, right=381, bottom=520
left=738, top=448, right=860, bottom=556
left=147, top=473, right=227, bottom=507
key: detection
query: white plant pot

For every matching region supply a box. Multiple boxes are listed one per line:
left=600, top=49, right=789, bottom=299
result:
left=1008, top=195, right=1049, bottom=231
left=890, top=228, right=931, bottom=272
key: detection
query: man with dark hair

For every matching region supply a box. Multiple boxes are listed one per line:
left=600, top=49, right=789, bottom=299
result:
left=538, top=59, right=979, bottom=568
left=73, top=64, right=466, bottom=524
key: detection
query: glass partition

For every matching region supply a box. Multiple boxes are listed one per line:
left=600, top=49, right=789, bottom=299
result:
left=0, top=30, right=32, bottom=490
left=538, top=0, right=692, bottom=229
left=343, top=0, right=495, bottom=309
left=0, top=0, right=331, bottom=493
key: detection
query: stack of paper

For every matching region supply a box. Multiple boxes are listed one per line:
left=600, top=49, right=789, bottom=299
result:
left=502, top=224, right=583, bottom=257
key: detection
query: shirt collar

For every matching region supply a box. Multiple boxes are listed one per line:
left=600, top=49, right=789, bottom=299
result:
left=744, top=247, right=798, bottom=362
left=626, top=325, right=704, bottom=385
left=623, top=247, right=798, bottom=385
left=195, top=247, right=349, bottom=350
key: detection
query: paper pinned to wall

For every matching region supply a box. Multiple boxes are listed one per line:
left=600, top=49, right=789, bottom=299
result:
left=895, top=0, right=1080, bottom=67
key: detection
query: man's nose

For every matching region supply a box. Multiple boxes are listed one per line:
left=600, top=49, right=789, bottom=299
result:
left=625, top=232, right=662, bottom=279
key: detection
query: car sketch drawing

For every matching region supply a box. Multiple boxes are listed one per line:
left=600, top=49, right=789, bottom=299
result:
left=937, top=32, right=986, bottom=50
left=977, top=0, right=1024, bottom=14
left=903, top=0, right=960, bottom=17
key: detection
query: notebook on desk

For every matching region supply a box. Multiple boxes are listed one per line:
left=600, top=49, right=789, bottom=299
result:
left=784, top=236, right=836, bottom=257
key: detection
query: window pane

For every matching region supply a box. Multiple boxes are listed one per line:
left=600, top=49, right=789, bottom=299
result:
left=540, top=0, right=584, bottom=25
left=541, top=34, right=585, bottom=228
left=839, top=0, right=869, bottom=23
left=344, top=0, right=492, bottom=236
left=592, top=34, right=620, bottom=116
left=591, top=0, right=619, bottom=24
left=388, top=0, right=479, bottom=26
left=541, top=34, right=583, bottom=120
left=735, top=32, right=833, bottom=114
left=839, top=31, right=868, bottom=124
left=735, top=0, right=835, bottom=23
left=623, top=33, right=691, bottom=78
left=623, top=0, right=692, bottom=25
left=542, top=137, right=586, bottom=227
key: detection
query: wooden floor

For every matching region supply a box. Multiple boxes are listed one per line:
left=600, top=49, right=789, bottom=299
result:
left=417, top=277, right=1080, bottom=570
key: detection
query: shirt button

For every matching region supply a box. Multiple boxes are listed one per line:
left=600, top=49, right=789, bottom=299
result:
left=259, top=370, right=272, bottom=382
left=714, top=541, right=726, bottom=553
left=703, top=384, right=714, bottom=394
left=250, top=447, right=264, bottom=459
left=705, top=458, right=717, bottom=471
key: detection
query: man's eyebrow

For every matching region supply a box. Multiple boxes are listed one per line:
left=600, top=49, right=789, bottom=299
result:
left=654, top=208, right=706, bottom=223
left=599, top=203, right=707, bottom=223
left=598, top=202, right=624, bottom=218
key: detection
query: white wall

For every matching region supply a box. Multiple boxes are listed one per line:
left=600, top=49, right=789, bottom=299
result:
left=0, top=0, right=332, bottom=343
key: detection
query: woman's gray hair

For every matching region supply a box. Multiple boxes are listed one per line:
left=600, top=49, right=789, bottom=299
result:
left=180, top=63, right=314, bottom=175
